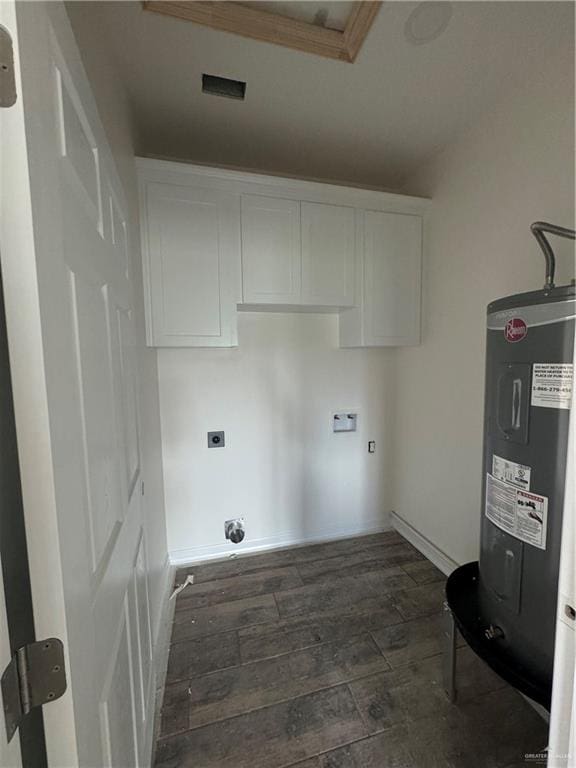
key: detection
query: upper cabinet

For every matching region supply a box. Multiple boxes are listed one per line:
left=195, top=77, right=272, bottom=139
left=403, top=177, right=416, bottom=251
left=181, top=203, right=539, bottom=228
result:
left=137, top=158, right=427, bottom=348
left=241, top=197, right=356, bottom=308
left=141, top=182, right=240, bottom=347
left=300, top=202, right=355, bottom=307
left=241, top=195, right=301, bottom=304
left=340, top=211, right=422, bottom=347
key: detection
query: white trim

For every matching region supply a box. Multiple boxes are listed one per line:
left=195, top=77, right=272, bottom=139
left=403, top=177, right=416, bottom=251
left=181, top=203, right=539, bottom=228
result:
left=136, top=157, right=430, bottom=216
left=169, top=518, right=392, bottom=566
left=390, top=511, right=459, bottom=576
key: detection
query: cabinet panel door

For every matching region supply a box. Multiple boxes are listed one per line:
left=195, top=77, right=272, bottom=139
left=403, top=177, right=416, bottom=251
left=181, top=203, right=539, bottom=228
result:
left=364, top=211, right=422, bottom=345
left=145, top=183, right=239, bottom=346
left=241, top=195, right=301, bottom=304
left=301, top=202, right=355, bottom=307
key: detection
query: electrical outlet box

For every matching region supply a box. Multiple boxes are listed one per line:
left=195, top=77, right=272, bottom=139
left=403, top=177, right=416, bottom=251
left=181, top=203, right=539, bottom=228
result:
left=208, top=431, right=225, bottom=448
left=368, top=440, right=376, bottom=453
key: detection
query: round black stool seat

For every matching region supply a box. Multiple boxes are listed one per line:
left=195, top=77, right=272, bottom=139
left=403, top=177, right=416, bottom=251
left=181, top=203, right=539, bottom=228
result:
left=445, top=561, right=551, bottom=710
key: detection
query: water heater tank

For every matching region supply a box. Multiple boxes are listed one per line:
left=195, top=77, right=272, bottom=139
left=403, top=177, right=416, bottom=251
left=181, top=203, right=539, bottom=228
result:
left=478, top=228, right=575, bottom=695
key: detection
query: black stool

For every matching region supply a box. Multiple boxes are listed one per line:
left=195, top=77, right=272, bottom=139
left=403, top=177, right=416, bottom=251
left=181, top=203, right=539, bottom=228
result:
left=443, top=561, right=552, bottom=710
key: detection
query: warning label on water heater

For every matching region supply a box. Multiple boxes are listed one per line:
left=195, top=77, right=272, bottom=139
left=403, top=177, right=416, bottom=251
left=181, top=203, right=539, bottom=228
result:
left=485, top=474, right=548, bottom=550
left=531, top=363, right=573, bottom=409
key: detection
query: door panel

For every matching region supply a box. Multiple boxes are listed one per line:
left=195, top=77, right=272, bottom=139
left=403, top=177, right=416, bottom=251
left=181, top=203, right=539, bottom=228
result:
left=128, top=533, right=153, bottom=736
left=100, top=608, right=138, bottom=768
left=241, top=194, right=301, bottom=304
left=301, top=202, right=355, bottom=306
left=71, top=274, right=123, bottom=569
left=145, top=182, right=240, bottom=346
left=150, top=189, right=221, bottom=336
left=363, top=211, right=422, bottom=346
left=55, top=63, right=103, bottom=236
left=1, top=3, right=154, bottom=765
left=116, top=307, right=141, bottom=498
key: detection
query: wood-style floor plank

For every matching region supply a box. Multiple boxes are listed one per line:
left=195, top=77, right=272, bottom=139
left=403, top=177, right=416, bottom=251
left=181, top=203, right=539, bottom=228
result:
left=158, top=532, right=548, bottom=768
left=349, top=646, right=506, bottom=734
left=371, top=613, right=464, bottom=668
left=166, top=632, right=240, bottom=683
left=175, top=566, right=303, bottom=612
left=161, top=634, right=390, bottom=735
left=238, top=603, right=403, bottom=664
left=171, top=593, right=279, bottom=642
left=155, top=686, right=367, bottom=768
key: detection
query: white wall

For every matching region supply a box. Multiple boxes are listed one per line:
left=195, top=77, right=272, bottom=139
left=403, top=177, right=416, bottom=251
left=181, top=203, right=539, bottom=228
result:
left=66, top=5, right=169, bottom=638
left=395, top=44, right=575, bottom=566
left=159, top=312, right=396, bottom=562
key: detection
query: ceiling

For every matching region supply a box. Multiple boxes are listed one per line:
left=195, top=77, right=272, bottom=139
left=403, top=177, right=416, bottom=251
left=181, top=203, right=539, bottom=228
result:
left=67, top=1, right=574, bottom=190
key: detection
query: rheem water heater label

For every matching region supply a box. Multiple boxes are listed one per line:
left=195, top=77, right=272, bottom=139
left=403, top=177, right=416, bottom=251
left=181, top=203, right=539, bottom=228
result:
left=492, top=454, right=531, bottom=490
left=531, top=363, right=573, bottom=409
left=485, top=474, right=548, bottom=549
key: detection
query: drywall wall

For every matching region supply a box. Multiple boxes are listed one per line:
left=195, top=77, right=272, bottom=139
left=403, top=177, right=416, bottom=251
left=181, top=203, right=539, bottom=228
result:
left=158, top=313, right=396, bottom=562
left=66, top=6, right=169, bottom=637
left=395, top=42, right=575, bottom=566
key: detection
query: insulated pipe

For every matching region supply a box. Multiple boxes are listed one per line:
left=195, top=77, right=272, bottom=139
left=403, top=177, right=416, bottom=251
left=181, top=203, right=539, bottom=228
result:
left=530, top=221, right=576, bottom=290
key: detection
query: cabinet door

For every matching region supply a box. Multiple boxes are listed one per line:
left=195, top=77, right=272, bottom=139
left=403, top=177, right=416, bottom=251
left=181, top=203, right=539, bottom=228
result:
left=144, top=183, right=239, bottom=346
left=301, top=202, right=355, bottom=307
left=241, top=195, right=301, bottom=304
left=363, top=211, right=422, bottom=345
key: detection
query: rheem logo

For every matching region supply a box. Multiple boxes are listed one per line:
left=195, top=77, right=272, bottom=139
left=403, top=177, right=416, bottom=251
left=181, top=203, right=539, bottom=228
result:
left=505, top=318, right=528, bottom=343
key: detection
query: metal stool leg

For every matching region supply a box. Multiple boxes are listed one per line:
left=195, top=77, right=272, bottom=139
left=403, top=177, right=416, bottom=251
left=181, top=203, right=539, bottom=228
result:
left=443, top=600, right=457, bottom=702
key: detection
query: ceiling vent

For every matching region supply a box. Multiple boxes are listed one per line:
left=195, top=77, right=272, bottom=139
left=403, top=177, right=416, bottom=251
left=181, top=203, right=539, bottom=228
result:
left=202, top=74, right=246, bottom=100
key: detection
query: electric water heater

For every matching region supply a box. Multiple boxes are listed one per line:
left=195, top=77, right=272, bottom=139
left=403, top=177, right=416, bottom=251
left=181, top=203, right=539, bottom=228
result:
left=478, top=222, right=575, bottom=696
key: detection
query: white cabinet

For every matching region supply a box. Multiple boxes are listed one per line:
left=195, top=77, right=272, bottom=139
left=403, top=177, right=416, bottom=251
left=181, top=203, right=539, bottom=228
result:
left=241, top=195, right=300, bottom=304
left=142, top=182, right=240, bottom=347
left=301, top=202, right=355, bottom=307
left=138, top=158, right=426, bottom=348
left=340, top=211, right=422, bottom=347
left=240, top=196, right=356, bottom=308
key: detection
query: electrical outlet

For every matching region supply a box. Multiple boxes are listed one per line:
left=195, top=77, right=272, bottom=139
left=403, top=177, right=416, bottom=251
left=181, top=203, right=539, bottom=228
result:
left=208, top=431, right=225, bottom=448
left=368, top=440, right=376, bottom=453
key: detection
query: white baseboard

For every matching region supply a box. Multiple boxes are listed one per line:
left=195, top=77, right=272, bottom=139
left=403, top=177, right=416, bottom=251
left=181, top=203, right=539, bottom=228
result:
left=391, top=511, right=459, bottom=576
left=169, top=517, right=392, bottom=566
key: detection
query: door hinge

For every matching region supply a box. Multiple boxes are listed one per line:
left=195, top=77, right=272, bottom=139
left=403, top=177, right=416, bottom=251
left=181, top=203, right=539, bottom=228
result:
left=1, top=638, right=67, bottom=742
left=0, top=25, right=17, bottom=108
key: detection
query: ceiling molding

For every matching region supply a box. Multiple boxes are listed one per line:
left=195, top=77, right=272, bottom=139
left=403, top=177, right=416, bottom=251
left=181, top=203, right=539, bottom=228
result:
left=344, top=1, right=382, bottom=62
left=142, top=1, right=381, bottom=62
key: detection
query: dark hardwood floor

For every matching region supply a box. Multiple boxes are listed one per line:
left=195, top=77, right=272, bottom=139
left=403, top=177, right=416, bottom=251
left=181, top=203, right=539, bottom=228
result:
left=155, top=531, right=548, bottom=768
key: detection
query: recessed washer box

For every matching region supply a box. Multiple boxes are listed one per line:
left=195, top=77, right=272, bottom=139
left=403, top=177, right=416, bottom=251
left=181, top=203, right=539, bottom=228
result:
left=333, top=413, right=357, bottom=432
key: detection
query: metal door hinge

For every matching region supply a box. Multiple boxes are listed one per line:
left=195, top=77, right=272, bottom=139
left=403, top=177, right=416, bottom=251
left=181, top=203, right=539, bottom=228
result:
left=0, top=25, right=17, bottom=108
left=1, top=638, right=66, bottom=742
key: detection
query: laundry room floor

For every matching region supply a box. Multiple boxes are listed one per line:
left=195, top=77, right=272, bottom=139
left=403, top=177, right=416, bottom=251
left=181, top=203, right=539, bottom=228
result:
left=154, top=531, right=548, bottom=768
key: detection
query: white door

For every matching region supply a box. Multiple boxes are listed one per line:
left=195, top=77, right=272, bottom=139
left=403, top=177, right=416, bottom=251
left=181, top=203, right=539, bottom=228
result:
left=301, top=202, right=355, bottom=307
left=241, top=194, right=301, bottom=304
left=0, top=3, right=154, bottom=766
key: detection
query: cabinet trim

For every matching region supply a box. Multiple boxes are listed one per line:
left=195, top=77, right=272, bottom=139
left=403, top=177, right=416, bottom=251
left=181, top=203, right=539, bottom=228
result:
left=136, top=158, right=429, bottom=216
